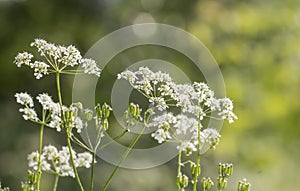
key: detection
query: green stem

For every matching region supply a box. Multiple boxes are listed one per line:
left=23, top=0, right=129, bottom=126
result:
left=55, top=72, right=63, bottom=107
left=101, top=125, right=146, bottom=191
left=36, top=110, right=45, bottom=191
left=192, top=118, right=202, bottom=191
left=177, top=151, right=182, bottom=191
left=67, top=135, right=84, bottom=191
left=89, top=151, right=96, bottom=191
left=53, top=174, right=59, bottom=191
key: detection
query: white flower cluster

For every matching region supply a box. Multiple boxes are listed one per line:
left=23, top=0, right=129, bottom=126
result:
left=118, top=67, right=237, bottom=154
left=28, top=145, right=94, bottom=177
left=117, top=67, right=237, bottom=123
left=15, top=92, right=85, bottom=133
left=14, top=38, right=101, bottom=79
left=150, top=113, right=220, bottom=155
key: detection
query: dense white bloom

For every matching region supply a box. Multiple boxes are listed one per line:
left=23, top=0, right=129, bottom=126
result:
left=174, top=115, right=198, bottom=135
left=75, top=152, right=93, bottom=168
left=58, top=45, right=82, bottom=67
left=217, top=98, right=238, bottom=123
left=43, top=145, right=58, bottom=160
left=27, top=145, right=93, bottom=178
left=48, top=115, right=62, bottom=132
left=58, top=164, right=75, bottom=177
left=27, top=151, right=51, bottom=171
left=151, top=128, right=171, bottom=143
left=36, top=93, right=55, bottom=110
left=118, top=67, right=174, bottom=111
left=74, top=117, right=84, bottom=133
left=15, top=92, right=34, bottom=107
left=14, top=52, right=33, bottom=67
left=171, top=83, right=195, bottom=110
left=19, top=108, right=38, bottom=121
left=201, top=128, right=221, bottom=148
left=177, top=141, right=197, bottom=156
left=149, top=97, right=168, bottom=111
left=80, top=58, right=101, bottom=77
left=31, top=61, right=49, bottom=79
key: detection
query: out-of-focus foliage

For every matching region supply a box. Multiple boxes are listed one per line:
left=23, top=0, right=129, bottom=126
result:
left=0, top=0, right=299, bottom=190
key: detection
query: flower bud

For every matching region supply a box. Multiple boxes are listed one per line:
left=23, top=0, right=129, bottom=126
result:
left=218, top=163, right=233, bottom=178
left=101, top=118, right=109, bottom=130
left=129, top=103, right=142, bottom=119
left=217, top=176, right=227, bottom=190
left=190, top=163, right=201, bottom=177
left=144, top=108, right=154, bottom=124
left=95, top=104, right=102, bottom=119
left=201, top=177, right=214, bottom=191
left=238, top=179, right=251, bottom=191
left=101, top=103, right=112, bottom=119
left=176, top=173, right=189, bottom=189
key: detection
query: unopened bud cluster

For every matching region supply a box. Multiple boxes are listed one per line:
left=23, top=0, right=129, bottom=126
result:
left=238, top=179, right=251, bottom=191
left=217, top=163, right=233, bottom=190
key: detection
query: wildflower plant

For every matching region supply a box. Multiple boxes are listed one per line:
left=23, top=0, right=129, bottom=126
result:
left=1, top=38, right=251, bottom=191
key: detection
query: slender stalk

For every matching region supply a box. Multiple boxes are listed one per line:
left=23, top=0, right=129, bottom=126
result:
left=55, top=72, right=63, bottom=107
left=53, top=174, right=59, bottom=191
left=89, top=151, right=96, bottom=191
left=192, top=118, right=202, bottom=191
left=55, top=72, right=84, bottom=191
left=101, top=125, right=146, bottom=191
left=67, top=135, right=84, bottom=191
left=177, top=151, right=182, bottom=191
left=36, top=110, right=45, bottom=191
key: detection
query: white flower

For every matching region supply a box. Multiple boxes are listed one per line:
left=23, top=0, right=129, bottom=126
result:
left=74, top=117, right=84, bottom=133
left=28, top=151, right=50, bottom=171
left=151, top=128, right=172, bottom=143
left=217, top=98, right=238, bottom=123
left=174, top=115, right=198, bottom=135
left=177, top=141, right=197, bottom=156
left=28, top=151, right=39, bottom=170
left=48, top=115, right=62, bottom=132
left=43, top=145, right=58, bottom=161
left=75, top=152, right=93, bottom=168
left=58, top=164, right=75, bottom=177
left=36, top=93, right=55, bottom=110
left=19, top=108, right=38, bottom=121
left=201, top=128, right=221, bottom=148
left=149, top=97, right=168, bottom=111
left=15, top=92, right=34, bottom=107
left=31, top=61, right=49, bottom=79
left=80, top=58, right=101, bottom=77
left=14, top=52, right=33, bottom=67
left=59, top=45, right=82, bottom=67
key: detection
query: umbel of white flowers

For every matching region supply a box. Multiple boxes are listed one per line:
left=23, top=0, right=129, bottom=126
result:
left=14, top=38, right=101, bottom=79
left=118, top=67, right=238, bottom=156
left=28, top=145, right=94, bottom=178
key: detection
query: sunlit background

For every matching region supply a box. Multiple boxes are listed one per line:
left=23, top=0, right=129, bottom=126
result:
left=1, top=0, right=300, bottom=190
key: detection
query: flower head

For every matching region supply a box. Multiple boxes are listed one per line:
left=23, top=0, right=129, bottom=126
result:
left=15, top=92, right=34, bottom=107
left=14, top=52, right=33, bottom=67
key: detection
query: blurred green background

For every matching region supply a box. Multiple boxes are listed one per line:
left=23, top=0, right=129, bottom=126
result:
left=1, top=0, right=300, bottom=190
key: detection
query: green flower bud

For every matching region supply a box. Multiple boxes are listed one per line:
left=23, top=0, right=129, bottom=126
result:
left=102, top=103, right=112, bottom=119
left=218, top=163, right=233, bottom=178
left=102, top=118, right=109, bottom=130
left=95, top=104, right=102, bottom=119
left=238, top=179, right=251, bottom=191
left=217, top=176, right=227, bottom=190
left=144, top=108, right=154, bottom=124
left=190, top=163, right=201, bottom=177
left=176, top=173, right=189, bottom=189
left=129, top=103, right=142, bottom=119
left=201, top=177, right=214, bottom=191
